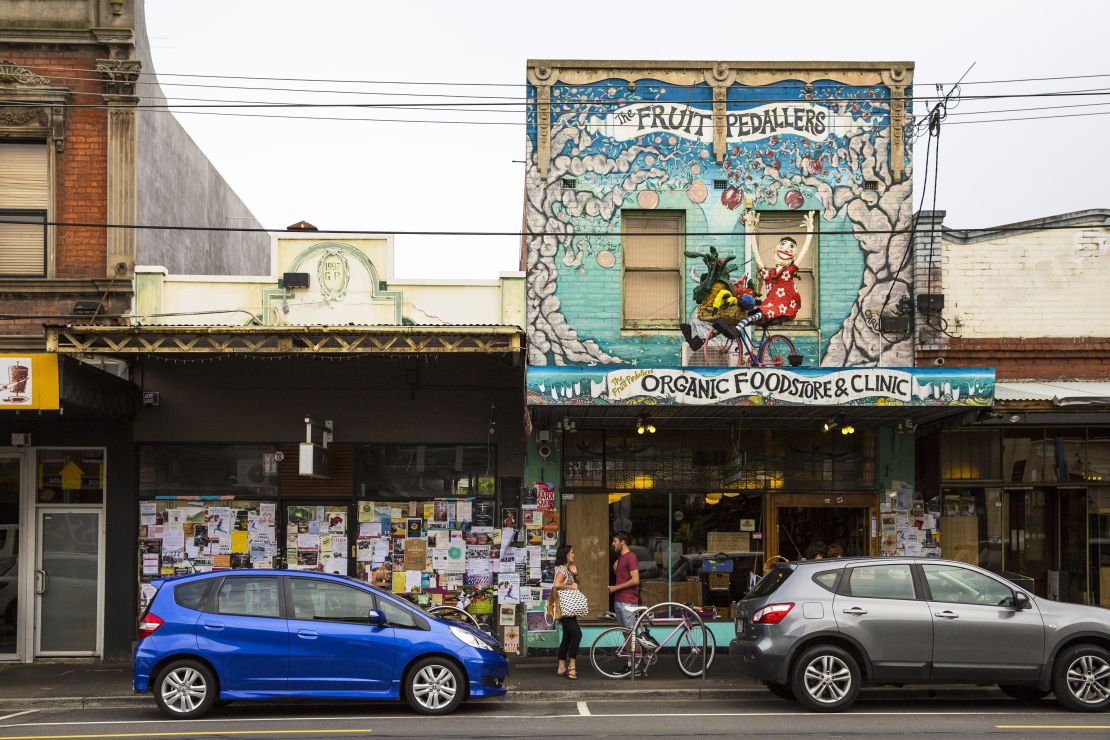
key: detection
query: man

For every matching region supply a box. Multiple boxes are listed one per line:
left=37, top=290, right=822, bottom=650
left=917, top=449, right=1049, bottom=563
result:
left=609, top=533, right=640, bottom=630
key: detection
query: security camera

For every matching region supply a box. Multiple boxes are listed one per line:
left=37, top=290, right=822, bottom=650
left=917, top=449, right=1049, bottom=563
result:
left=537, top=442, right=554, bottom=462
left=933, top=357, right=945, bottom=366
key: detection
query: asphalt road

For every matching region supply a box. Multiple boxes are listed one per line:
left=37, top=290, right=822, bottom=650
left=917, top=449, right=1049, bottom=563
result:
left=1, top=697, right=1108, bottom=739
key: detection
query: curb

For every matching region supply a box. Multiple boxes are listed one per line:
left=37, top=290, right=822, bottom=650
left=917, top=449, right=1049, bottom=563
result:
left=0, top=686, right=1007, bottom=711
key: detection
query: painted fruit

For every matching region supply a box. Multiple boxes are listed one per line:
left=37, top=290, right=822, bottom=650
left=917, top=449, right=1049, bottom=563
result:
left=687, top=179, right=708, bottom=204
left=784, top=190, right=804, bottom=209
left=596, top=250, right=616, bottom=269
left=721, top=187, right=743, bottom=210
left=637, top=190, right=660, bottom=209
left=808, top=159, right=824, bottom=174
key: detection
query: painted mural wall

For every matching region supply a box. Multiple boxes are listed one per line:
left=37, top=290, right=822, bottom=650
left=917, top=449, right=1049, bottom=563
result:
left=524, top=63, right=914, bottom=369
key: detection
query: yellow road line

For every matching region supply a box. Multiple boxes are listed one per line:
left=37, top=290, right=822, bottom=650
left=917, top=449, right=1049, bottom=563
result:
left=996, top=726, right=1110, bottom=730
left=0, top=729, right=372, bottom=740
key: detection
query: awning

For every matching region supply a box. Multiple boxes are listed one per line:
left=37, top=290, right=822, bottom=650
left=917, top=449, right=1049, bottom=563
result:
left=996, top=382, right=1110, bottom=406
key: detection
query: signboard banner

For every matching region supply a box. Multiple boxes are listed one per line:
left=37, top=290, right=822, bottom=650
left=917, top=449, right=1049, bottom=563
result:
left=527, top=366, right=995, bottom=408
left=0, top=354, right=59, bottom=410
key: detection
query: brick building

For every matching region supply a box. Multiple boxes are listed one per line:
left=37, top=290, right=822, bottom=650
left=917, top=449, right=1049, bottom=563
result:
left=518, top=60, right=996, bottom=654
left=914, top=208, right=1110, bottom=606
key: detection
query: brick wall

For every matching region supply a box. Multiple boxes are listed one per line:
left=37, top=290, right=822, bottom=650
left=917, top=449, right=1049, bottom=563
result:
left=917, top=338, right=1110, bottom=381
left=9, top=49, right=110, bottom=278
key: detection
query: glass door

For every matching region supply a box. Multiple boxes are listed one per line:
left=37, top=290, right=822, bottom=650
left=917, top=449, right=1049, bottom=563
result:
left=35, top=509, right=101, bottom=655
left=1004, top=488, right=1051, bottom=596
left=0, top=455, right=21, bottom=659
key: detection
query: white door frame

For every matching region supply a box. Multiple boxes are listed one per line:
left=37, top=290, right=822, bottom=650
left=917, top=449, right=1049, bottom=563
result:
left=34, top=505, right=105, bottom=658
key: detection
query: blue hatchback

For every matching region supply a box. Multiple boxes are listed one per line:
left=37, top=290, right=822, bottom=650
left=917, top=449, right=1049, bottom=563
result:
left=133, top=570, right=508, bottom=718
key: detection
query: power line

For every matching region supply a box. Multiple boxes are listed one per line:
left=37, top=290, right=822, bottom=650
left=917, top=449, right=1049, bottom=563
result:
left=3, top=217, right=1105, bottom=238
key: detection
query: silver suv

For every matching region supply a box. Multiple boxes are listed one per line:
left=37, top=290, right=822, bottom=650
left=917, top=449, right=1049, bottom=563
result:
left=729, top=557, right=1110, bottom=712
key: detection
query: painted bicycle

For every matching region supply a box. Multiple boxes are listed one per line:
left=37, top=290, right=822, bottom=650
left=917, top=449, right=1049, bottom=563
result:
left=589, top=605, right=716, bottom=679
left=703, top=320, right=800, bottom=368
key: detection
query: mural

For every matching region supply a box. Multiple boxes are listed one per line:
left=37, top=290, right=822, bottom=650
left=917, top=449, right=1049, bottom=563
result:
left=524, top=68, right=913, bottom=368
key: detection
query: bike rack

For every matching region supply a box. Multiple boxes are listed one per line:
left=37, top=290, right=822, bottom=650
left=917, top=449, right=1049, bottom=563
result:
left=628, top=601, right=710, bottom=683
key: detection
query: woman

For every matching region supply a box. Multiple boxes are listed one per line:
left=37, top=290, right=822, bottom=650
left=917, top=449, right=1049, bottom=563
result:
left=553, top=544, right=582, bottom=680
left=733, top=209, right=815, bottom=327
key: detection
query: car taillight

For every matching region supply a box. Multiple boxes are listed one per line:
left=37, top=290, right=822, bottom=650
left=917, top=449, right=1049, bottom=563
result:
left=138, top=613, right=164, bottom=639
left=752, top=603, right=794, bottom=624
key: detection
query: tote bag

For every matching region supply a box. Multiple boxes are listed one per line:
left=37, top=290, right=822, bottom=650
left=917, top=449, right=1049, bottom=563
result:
left=556, top=588, right=589, bottom=618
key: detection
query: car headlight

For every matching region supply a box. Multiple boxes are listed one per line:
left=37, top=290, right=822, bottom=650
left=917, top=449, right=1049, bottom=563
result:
left=450, top=625, right=493, bottom=651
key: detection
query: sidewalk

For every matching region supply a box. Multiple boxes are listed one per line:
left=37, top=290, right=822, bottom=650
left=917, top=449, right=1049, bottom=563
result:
left=0, top=657, right=1002, bottom=710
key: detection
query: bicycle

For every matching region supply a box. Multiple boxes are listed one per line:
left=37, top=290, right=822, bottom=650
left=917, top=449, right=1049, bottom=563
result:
left=703, top=319, right=799, bottom=368
left=590, top=605, right=716, bottom=679
left=426, top=604, right=484, bottom=632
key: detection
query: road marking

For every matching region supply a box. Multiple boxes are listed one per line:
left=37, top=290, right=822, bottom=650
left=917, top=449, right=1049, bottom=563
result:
left=0, top=714, right=35, bottom=724
left=577, top=701, right=591, bottom=716
left=996, top=726, right=1110, bottom=730
left=0, top=730, right=372, bottom=740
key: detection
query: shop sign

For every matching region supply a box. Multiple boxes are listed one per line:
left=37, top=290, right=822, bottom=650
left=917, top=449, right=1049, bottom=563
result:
left=0, top=354, right=59, bottom=410
left=526, top=366, right=995, bottom=407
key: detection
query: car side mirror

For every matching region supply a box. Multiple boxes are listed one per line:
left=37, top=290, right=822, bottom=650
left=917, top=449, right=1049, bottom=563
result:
left=1012, top=592, right=1030, bottom=610
left=367, top=608, right=386, bottom=626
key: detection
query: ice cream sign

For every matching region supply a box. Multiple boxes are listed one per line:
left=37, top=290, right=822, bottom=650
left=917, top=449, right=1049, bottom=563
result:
left=586, top=102, right=848, bottom=144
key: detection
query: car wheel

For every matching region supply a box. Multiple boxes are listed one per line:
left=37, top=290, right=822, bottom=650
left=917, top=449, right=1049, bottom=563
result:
left=153, top=659, right=217, bottom=719
left=1053, top=644, right=1110, bottom=712
left=763, top=680, right=795, bottom=701
left=790, top=644, right=861, bottom=712
left=999, top=684, right=1049, bottom=702
left=406, top=657, right=465, bottom=715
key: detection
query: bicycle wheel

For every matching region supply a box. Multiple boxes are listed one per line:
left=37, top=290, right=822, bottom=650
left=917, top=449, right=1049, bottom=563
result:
left=675, top=624, right=717, bottom=677
left=427, top=605, right=482, bottom=631
left=758, top=334, right=796, bottom=367
left=591, top=627, right=644, bottom=679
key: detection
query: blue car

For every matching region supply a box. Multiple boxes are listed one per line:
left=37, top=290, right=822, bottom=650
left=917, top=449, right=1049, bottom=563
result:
left=133, top=570, right=508, bottom=718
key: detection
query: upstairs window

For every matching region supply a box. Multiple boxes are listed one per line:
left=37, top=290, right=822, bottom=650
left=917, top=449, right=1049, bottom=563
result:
left=0, top=142, right=49, bottom=277
left=753, top=212, right=817, bottom=327
left=622, top=212, right=683, bottom=329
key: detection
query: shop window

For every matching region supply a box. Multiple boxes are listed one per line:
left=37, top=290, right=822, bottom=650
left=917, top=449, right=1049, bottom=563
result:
left=844, top=564, right=916, bottom=600
left=622, top=212, right=683, bottom=329
left=289, top=578, right=374, bottom=623
left=753, top=211, right=816, bottom=327
left=1044, top=429, right=1087, bottom=483
left=36, top=449, right=104, bottom=504
left=1002, top=431, right=1051, bottom=483
left=1087, top=432, right=1110, bottom=482
left=0, top=142, right=49, bottom=277
left=216, top=576, right=280, bottom=618
left=1090, top=488, right=1110, bottom=607
left=921, top=564, right=1013, bottom=606
left=940, top=487, right=1005, bottom=571
left=940, top=431, right=1001, bottom=481
left=140, top=445, right=281, bottom=497
left=356, top=445, right=495, bottom=499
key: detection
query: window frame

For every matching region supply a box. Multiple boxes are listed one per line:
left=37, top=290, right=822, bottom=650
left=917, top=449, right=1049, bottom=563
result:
left=620, top=210, right=685, bottom=330
left=0, top=208, right=47, bottom=278
left=0, top=140, right=54, bottom=278
left=838, top=563, right=921, bottom=601
left=286, top=576, right=377, bottom=625
left=750, top=210, right=819, bottom=332
left=211, top=575, right=284, bottom=620
left=918, top=563, right=1016, bottom=607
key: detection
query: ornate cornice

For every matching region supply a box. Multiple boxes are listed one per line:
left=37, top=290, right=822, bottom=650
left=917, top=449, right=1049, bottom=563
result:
left=96, top=58, right=141, bottom=97
left=0, top=60, right=49, bottom=87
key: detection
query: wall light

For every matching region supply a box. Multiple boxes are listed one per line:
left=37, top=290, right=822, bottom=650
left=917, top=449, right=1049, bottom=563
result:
left=636, top=413, right=656, bottom=435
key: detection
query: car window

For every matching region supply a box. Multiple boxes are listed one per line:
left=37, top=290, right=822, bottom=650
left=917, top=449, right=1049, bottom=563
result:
left=845, top=564, right=916, bottom=600
left=290, top=578, right=374, bottom=623
left=375, top=596, right=417, bottom=628
left=174, top=580, right=213, bottom=611
left=922, top=564, right=1014, bottom=606
left=216, top=576, right=280, bottom=618
left=749, top=567, right=793, bottom=598
left=812, top=569, right=841, bottom=593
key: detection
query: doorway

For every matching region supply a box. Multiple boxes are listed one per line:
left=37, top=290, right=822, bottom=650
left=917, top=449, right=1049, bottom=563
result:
left=770, top=493, right=876, bottom=562
left=35, top=509, right=102, bottom=656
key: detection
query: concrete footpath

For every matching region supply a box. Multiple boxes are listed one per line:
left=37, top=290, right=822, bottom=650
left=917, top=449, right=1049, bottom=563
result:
left=0, top=658, right=1003, bottom=711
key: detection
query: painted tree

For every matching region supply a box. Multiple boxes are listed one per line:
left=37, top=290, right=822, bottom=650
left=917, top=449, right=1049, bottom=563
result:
left=759, top=124, right=914, bottom=366
left=524, top=120, right=670, bottom=365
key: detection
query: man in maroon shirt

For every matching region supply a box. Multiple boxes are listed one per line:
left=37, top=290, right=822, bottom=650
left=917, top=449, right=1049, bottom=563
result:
left=609, top=532, right=640, bottom=629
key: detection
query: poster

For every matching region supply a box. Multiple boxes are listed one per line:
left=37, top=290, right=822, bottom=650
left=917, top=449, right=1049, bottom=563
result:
left=498, top=604, right=516, bottom=627
left=526, top=611, right=554, bottom=633
left=497, top=573, right=521, bottom=605
left=502, top=626, right=520, bottom=654
left=404, top=538, right=428, bottom=571
left=473, top=500, right=495, bottom=527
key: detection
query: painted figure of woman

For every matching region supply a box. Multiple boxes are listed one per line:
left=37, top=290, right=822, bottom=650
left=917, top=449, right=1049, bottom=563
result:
left=734, top=209, right=815, bottom=328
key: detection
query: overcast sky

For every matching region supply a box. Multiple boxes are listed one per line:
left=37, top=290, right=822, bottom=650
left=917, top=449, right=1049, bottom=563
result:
left=143, top=0, right=1108, bottom=279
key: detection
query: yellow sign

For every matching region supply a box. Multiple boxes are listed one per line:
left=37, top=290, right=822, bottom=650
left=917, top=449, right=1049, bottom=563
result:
left=59, top=461, right=83, bottom=490
left=0, top=354, right=59, bottom=410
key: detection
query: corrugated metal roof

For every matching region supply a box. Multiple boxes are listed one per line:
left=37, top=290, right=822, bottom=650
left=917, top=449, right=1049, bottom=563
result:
left=996, top=382, right=1110, bottom=405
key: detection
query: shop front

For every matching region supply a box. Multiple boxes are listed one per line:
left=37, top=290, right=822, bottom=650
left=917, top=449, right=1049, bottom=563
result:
left=522, top=365, right=995, bottom=650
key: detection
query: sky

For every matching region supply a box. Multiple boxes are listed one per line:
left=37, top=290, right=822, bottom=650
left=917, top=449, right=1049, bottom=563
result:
left=143, top=0, right=1109, bottom=279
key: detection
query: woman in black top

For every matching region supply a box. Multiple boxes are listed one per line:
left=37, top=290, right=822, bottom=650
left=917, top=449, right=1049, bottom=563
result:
left=553, top=544, right=582, bottom=680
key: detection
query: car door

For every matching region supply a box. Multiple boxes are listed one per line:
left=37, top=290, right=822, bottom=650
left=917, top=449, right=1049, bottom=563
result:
left=920, top=563, right=1045, bottom=682
left=285, top=576, right=396, bottom=695
left=832, top=562, right=933, bottom=681
left=197, top=575, right=288, bottom=694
